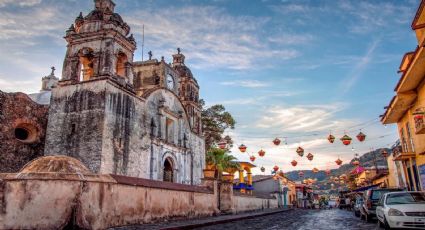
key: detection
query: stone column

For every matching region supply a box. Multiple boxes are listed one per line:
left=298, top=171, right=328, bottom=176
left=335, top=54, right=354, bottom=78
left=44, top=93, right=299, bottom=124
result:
left=219, top=180, right=234, bottom=214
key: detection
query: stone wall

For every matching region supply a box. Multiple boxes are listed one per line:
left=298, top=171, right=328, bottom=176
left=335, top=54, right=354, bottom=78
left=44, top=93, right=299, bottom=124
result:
left=0, top=91, right=49, bottom=173
left=233, top=194, right=278, bottom=213
left=0, top=173, right=218, bottom=230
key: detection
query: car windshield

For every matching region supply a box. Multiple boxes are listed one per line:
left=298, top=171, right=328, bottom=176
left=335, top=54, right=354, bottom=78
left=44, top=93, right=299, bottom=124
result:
left=386, top=193, right=425, bottom=205
left=372, top=190, right=393, bottom=200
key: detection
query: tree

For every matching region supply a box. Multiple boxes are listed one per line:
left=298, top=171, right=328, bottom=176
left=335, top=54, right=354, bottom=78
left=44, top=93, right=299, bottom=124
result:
left=206, top=148, right=240, bottom=178
left=200, top=99, right=236, bottom=150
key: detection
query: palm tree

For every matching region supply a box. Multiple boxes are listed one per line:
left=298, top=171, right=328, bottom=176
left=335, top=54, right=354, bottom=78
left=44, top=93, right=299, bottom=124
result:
left=206, top=148, right=240, bottom=178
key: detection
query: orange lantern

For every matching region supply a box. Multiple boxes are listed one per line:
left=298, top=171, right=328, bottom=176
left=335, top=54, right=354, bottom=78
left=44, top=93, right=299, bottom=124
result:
left=340, top=135, right=352, bottom=145
left=291, top=160, right=298, bottom=167
left=273, top=165, right=279, bottom=172
left=328, top=134, right=335, bottom=143
left=250, top=155, right=256, bottom=162
left=238, top=144, right=247, bottom=153
left=296, top=147, right=304, bottom=157
left=217, top=139, right=227, bottom=149
left=352, top=160, right=360, bottom=166
left=335, top=158, right=343, bottom=166
left=312, top=167, right=319, bottom=173
left=356, top=132, right=366, bottom=142
left=307, top=153, right=314, bottom=161
left=273, top=138, right=281, bottom=146
left=258, top=149, right=266, bottom=157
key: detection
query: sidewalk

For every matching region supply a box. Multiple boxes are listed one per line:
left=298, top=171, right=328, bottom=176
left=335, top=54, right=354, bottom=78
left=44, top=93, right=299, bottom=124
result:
left=111, top=208, right=293, bottom=230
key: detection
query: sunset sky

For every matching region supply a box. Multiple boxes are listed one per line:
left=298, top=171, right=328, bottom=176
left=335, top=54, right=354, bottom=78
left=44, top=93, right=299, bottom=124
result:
left=0, top=0, right=420, bottom=174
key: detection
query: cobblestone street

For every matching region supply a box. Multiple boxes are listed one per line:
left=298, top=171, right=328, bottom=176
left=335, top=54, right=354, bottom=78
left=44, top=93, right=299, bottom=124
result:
left=195, top=209, right=378, bottom=230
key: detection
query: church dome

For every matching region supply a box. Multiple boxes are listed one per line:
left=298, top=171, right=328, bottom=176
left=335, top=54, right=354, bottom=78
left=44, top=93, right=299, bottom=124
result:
left=20, top=155, right=92, bottom=174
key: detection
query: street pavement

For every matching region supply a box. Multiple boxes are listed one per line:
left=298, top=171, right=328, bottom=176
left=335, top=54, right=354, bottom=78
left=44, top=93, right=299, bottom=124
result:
left=113, top=208, right=382, bottom=230
left=195, top=209, right=379, bottom=230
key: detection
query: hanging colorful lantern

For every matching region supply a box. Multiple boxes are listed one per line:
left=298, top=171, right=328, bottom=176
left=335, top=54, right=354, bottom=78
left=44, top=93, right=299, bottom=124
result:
left=298, top=171, right=304, bottom=177
left=356, top=132, right=366, bottom=142
left=273, top=165, right=279, bottom=172
left=328, top=134, right=335, bottom=143
left=340, top=135, right=352, bottom=145
left=312, top=167, right=319, bottom=173
left=291, top=160, right=298, bottom=167
left=352, top=160, right=360, bottom=166
left=273, top=138, right=281, bottom=146
left=335, top=158, right=343, bottom=166
left=260, top=166, right=265, bottom=172
left=307, top=153, right=314, bottom=161
left=217, top=139, right=227, bottom=149
left=381, top=149, right=388, bottom=158
left=238, top=144, right=247, bottom=153
left=250, top=155, right=256, bottom=162
left=258, top=149, right=266, bottom=157
left=325, top=169, right=331, bottom=176
left=296, top=147, right=304, bottom=157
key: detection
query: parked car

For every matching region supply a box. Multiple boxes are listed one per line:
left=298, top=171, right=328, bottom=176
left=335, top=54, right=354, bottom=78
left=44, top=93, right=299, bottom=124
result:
left=360, top=188, right=403, bottom=222
left=353, top=195, right=363, bottom=217
left=376, top=191, right=425, bottom=229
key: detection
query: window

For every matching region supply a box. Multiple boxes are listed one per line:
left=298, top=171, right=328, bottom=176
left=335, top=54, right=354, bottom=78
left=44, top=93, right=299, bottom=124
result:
left=406, top=122, right=415, bottom=152
left=78, top=48, right=94, bottom=81
left=165, top=117, right=175, bottom=144
left=116, top=52, right=128, bottom=77
left=400, top=128, right=409, bottom=153
left=163, top=158, right=174, bottom=182
left=14, top=123, right=38, bottom=144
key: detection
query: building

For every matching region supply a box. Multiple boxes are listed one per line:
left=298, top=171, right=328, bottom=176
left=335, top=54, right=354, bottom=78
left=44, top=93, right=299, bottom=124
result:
left=353, top=166, right=388, bottom=187
left=381, top=0, right=425, bottom=191
left=0, top=0, right=205, bottom=185
left=251, top=174, right=296, bottom=207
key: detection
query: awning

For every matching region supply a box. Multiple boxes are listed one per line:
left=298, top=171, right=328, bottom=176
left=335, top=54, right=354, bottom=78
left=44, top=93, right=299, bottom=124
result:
left=394, top=152, right=416, bottom=161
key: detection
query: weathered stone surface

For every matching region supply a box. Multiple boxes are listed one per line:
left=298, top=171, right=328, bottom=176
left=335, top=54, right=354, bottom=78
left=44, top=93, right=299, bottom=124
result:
left=0, top=91, right=48, bottom=173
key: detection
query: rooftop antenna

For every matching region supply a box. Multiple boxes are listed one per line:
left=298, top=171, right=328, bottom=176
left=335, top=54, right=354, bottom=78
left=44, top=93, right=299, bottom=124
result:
left=142, top=24, right=145, bottom=61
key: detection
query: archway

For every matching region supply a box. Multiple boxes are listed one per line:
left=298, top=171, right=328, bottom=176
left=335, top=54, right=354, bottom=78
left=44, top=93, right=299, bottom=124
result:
left=163, top=158, right=174, bottom=182
left=78, top=48, right=94, bottom=81
left=116, top=52, right=128, bottom=77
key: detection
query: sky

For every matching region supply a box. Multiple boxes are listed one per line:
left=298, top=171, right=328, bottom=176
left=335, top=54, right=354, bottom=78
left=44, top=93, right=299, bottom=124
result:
left=0, top=0, right=421, bottom=175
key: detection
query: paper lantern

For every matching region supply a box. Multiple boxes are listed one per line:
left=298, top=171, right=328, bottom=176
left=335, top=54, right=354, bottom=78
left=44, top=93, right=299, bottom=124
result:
left=296, top=147, right=304, bottom=157
left=291, top=160, right=298, bottom=167
left=250, top=155, right=256, bottom=162
left=273, top=138, right=281, bottom=146
left=260, top=166, right=265, bottom=172
left=307, top=153, right=314, bottom=161
left=352, top=160, right=360, bottom=166
left=273, top=165, right=279, bottom=172
left=325, top=169, right=331, bottom=175
left=328, top=134, right=335, bottom=143
left=238, top=144, right=247, bottom=153
left=340, top=135, right=352, bottom=146
left=356, top=132, right=366, bottom=142
left=335, top=158, right=343, bottom=166
left=258, top=149, right=266, bottom=157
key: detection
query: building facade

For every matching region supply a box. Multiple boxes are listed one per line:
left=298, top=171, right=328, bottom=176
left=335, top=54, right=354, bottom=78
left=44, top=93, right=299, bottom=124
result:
left=381, top=0, right=425, bottom=191
left=0, top=0, right=205, bottom=185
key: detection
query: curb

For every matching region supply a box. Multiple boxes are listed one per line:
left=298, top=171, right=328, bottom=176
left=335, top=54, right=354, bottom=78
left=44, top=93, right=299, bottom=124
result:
left=160, top=208, right=294, bottom=230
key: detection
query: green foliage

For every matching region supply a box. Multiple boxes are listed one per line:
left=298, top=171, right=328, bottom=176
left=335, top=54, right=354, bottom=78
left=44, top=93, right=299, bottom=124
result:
left=206, top=148, right=240, bottom=177
left=200, top=99, right=236, bottom=150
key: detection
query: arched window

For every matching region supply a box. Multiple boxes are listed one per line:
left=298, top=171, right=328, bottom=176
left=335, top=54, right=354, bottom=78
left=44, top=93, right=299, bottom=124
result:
left=78, top=48, right=94, bottom=82
left=163, top=158, right=174, bottom=182
left=116, top=52, right=128, bottom=77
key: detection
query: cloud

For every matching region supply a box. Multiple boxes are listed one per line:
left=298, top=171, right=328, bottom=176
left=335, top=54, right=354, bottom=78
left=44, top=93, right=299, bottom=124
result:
left=126, top=6, right=301, bottom=70
left=220, top=80, right=269, bottom=88
left=339, top=39, right=379, bottom=93
left=0, top=0, right=41, bottom=8
left=256, top=103, right=351, bottom=132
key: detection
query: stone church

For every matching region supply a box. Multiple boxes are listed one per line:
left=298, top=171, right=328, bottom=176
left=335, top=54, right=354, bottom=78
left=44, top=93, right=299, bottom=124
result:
left=0, top=0, right=205, bottom=185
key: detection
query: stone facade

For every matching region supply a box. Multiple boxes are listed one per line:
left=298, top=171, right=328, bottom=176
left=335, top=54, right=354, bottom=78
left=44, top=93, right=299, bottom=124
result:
left=42, top=0, right=205, bottom=185
left=0, top=91, right=49, bottom=172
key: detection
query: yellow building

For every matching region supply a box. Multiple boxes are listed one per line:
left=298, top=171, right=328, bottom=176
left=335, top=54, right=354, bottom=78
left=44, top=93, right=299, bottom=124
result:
left=381, top=0, right=425, bottom=191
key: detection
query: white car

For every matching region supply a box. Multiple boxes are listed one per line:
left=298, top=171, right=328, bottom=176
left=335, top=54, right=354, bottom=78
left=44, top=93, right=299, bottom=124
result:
left=376, top=191, right=425, bottom=229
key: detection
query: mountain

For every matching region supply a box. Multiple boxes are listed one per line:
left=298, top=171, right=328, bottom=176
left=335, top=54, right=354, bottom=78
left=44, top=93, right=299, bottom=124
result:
left=285, top=148, right=390, bottom=191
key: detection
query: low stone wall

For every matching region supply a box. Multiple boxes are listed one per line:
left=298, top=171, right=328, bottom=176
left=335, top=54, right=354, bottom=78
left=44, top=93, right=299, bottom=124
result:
left=0, top=173, right=218, bottom=230
left=233, top=194, right=278, bottom=213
